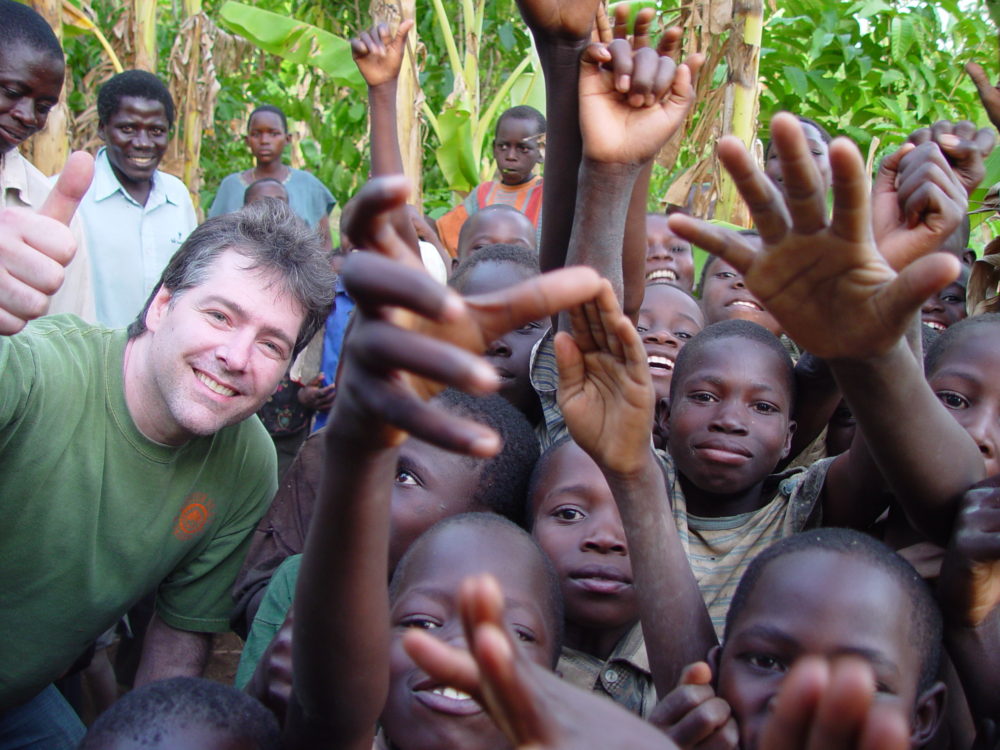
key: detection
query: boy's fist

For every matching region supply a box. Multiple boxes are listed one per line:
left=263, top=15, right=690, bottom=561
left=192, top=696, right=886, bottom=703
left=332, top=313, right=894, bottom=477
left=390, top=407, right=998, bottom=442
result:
left=649, top=662, right=738, bottom=750
left=939, top=478, right=1000, bottom=628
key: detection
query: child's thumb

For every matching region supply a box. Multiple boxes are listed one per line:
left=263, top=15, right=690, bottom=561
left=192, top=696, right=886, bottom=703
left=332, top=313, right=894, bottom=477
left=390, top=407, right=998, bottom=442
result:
left=678, top=661, right=713, bottom=687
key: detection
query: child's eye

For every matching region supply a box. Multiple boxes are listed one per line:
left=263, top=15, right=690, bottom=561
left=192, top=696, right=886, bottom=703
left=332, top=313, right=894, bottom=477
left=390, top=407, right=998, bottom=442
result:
left=517, top=321, right=543, bottom=334
left=942, top=294, right=964, bottom=304
left=395, top=469, right=420, bottom=486
left=745, top=653, right=786, bottom=672
left=675, top=331, right=692, bottom=340
left=714, top=271, right=735, bottom=280
left=552, top=506, right=584, bottom=522
left=936, top=391, right=969, bottom=410
left=752, top=401, right=779, bottom=414
left=689, top=391, right=717, bottom=403
left=512, top=626, right=537, bottom=643
left=399, top=615, right=441, bottom=630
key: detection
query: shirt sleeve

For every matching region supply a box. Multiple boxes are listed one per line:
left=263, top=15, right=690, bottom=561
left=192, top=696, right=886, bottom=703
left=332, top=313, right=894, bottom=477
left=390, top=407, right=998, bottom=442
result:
left=234, top=554, right=300, bottom=689
left=207, top=173, right=243, bottom=218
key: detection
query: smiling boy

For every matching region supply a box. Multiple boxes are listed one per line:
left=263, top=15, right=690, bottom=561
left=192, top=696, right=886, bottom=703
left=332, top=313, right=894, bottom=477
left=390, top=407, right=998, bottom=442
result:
left=75, top=69, right=197, bottom=328
left=0, top=186, right=333, bottom=746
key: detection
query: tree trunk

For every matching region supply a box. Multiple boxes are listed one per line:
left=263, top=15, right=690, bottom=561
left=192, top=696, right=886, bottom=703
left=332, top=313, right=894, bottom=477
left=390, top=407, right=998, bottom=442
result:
left=716, top=0, right=763, bottom=227
left=23, top=0, right=69, bottom=175
left=133, top=0, right=157, bottom=71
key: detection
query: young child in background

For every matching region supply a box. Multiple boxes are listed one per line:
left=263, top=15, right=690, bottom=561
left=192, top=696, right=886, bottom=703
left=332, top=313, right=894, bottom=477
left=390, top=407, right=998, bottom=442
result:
left=209, top=104, right=335, bottom=249
left=921, top=265, right=968, bottom=333
left=244, top=177, right=290, bottom=205
left=436, top=106, right=546, bottom=256
left=454, top=204, right=537, bottom=268
left=644, top=213, right=695, bottom=291
left=78, top=677, right=281, bottom=750
left=763, top=114, right=832, bottom=194
left=697, top=242, right=782, bottom=337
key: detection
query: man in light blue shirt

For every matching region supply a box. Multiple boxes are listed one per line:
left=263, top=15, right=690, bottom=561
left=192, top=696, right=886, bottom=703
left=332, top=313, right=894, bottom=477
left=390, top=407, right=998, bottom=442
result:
left=75, top=70, right=196, bottom=328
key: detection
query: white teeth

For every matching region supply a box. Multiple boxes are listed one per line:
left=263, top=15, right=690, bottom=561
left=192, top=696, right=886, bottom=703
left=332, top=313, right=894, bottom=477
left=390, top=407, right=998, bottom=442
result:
left=924, top=321, right=946, bottom=331
left=647, top=355, right=674, bottom=370
left=431, top=686, right=472, bottom=701
left=196, top=371, right=237, bottom=396
left=130, top=156, right=154, bottom=165
left=730, top=300, right=762, bottom=311
left=647, top=269, right=678, bottom=281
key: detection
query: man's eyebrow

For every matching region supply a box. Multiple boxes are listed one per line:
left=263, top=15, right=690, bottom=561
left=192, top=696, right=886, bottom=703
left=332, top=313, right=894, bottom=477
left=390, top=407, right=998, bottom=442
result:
left=203, top=295, right=296, bottom=349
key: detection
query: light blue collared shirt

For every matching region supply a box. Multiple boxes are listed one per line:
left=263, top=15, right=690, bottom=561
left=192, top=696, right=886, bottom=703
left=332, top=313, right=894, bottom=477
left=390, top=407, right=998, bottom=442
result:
left=75, top=148, right=197, bottom=328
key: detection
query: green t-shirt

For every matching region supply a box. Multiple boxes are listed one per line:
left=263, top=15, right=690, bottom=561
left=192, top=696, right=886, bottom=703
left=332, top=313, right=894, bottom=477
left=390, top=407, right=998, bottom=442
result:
left=0, top=316, right=278, bottom=710
left=234, top=553, right=300, bottom=689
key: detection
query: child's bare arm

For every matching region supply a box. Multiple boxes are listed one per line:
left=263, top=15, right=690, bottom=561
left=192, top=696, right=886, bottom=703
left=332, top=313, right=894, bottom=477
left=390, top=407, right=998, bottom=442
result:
left=668, top=114, right=984, bottom=541
left=967, top=62, right=1000, bottom=133
left=939, top=481, right=1000, bottom=734
left=563, top=39, right=700, bottom=326
left=555, top=282, right=717, bottom=694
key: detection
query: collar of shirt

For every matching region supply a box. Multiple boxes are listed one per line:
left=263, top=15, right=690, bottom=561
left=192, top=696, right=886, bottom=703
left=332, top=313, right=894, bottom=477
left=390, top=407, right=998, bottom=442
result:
left=92, top=147, right=178, bottom=210
left=0, top=149, right=35, bottom=207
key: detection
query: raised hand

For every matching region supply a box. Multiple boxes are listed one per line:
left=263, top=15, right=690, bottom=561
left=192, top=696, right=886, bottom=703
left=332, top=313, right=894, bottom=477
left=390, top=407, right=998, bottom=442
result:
left=0, top=150, right=93, bottom=335
left=967, top=62, right=1000, bottom=132
left=404, top=574, right=679, bottom=750
left=907, top=120, right=996, bottom=196
left=758, top=657, right=909, bottom=750
left=338, top=177, right=603, bottom=455
left=350, top=19, right=414, bottom=89
left=938, top=479, right=1000, bottom=628
left=871, top=141, right=966, bottom=271
left=297, top=375, right=336, bottom=412
left=578, top=41, right=701, bottom=165
left=556, top=281, right=655, bottom=476
left=667, top=114, right=959, bottom=361
left=649, top=662, right=738, bottom=750
left=515, top=0, right=603, bottom=43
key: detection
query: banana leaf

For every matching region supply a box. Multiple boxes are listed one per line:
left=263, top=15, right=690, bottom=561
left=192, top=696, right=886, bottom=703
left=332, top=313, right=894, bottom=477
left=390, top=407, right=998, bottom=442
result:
left=217, top=2, right=362, bottom=88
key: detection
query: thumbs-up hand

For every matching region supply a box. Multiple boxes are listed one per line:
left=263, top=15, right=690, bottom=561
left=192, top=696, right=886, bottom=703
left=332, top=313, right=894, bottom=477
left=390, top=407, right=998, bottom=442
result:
left=0, top=151, right=93, bottom=335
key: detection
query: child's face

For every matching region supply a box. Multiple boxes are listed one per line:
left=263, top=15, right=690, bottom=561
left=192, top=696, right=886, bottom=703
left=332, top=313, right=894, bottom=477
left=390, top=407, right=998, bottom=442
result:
left=246, top=110, right=288, bottom=166
left=243, top=182, right=289, bottom=205
left=645, top=215, right=695, bottom=291
left=383, top=523, right=554, bottom=750
left=106, top=726, right=256, bottom=750
left=700, top=254, right=782, bottom=336
left=389, top=437, right=484, bottom=570
left=638, top=283, right=705, bottom=403
left=718, top=549, right=926, bottom=750
left=530, top=442, right=637, bottom=634
left=458, top=261, right=547, bottom=418
left=667, top=337, right=794, bottom=496
left=927, top=324, right=1000, bottom=477
left=921, top=282, right=966, bottom=332
left=764, top=121, right=831, bottom=193
left=457, top=211, right=536, bottom=260
left=0, top=42, right=64, bottom=155
left=493, top=116, right=542, bottom=186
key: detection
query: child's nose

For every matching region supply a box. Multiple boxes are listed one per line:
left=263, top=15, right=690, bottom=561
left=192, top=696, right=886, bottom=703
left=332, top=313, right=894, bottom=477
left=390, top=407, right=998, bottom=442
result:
left=644, top=329, right=678, bottom=348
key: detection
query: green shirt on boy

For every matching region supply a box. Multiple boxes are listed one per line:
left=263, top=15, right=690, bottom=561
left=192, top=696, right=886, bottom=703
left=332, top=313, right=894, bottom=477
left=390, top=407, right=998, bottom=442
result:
left=0, top=316, right=277, bottom=710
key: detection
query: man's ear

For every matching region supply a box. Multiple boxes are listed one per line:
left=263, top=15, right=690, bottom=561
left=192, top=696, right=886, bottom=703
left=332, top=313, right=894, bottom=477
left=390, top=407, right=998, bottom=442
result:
left=97, top=122, right=107, bottom=143
left=781, top=419, right=797, bottom=460
left=910, top=680, right=946, bottom=747
left=144, top=286, right=172, bottom=333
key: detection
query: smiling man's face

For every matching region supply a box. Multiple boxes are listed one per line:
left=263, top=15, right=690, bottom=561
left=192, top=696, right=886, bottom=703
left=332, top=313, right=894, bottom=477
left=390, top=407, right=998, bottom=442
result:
left=98, top=95, right=170, bottom=197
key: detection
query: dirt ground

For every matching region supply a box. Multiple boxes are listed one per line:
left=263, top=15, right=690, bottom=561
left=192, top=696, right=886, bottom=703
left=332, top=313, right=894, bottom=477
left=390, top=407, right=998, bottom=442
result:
left=204, top=630, right=245, bottom=684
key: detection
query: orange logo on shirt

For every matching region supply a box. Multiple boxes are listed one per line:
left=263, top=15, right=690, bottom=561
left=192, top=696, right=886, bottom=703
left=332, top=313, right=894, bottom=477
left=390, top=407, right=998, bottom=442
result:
left=173, top=493, right=215, bottom=540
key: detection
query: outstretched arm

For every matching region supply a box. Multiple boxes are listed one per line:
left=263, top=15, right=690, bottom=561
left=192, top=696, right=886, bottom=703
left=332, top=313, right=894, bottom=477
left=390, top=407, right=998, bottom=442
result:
left=967, top=62, right=1000, bottom=133
left=285, top=176, right=605, bottom=748
left=667, top=114, right=983, bottom=541
left=556, top=283, right=717, bottom=694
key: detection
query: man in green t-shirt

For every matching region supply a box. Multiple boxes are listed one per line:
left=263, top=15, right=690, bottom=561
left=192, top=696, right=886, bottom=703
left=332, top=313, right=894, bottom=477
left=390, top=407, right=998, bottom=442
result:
left=0, top=151, right=335, bottom=747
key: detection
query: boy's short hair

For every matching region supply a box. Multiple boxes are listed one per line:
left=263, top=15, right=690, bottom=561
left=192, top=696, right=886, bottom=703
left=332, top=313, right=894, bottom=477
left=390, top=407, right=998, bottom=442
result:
left=0, top=0, right=64, bottom=63
left=249, top=104, right=288, bottom=132
left=724, top=527, right=943, bottom=692
left=243, top=177, right=288, bottom=203
left=389, top=512, right=564, bottom=664
left=523, top=435, right=573, bottom=529
left=79, top=677, right=281, bottom=750
left=127, top=198, right=335, bottom=358
left=670, top=319, right=795, bottom=403
left=436, top=389, right=540, bottom=525
left=924, top=312, right=1000, bottom=376
left=449, top=243, right=541, bottom=291
left=497, top=105, right=546, bottom=135
left=98, top=70, right=175, bottom=128
left=456, top=205, right=534, bottom=255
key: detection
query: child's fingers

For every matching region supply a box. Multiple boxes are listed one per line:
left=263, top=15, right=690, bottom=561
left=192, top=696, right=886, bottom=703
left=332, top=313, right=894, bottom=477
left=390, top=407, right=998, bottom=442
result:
left=566, top=301, right=599, bottom=353
left=468, top=266, right=604, bottom=346
left=615, top=314, right=650, bottom=386
left=606, top=38, right=634, bottom=93
left=651, top=55, right=678, bottom=102
left=666, top=217, right=758, bottom=275
left=806, top=657, right=878, bottom=749
left=715, top=133, right=792, bottom=245
left=350, top=319, right=497, bottom=394
left=459, top=575, right=506, bottom=649
left=667, top=696, right=733, bottom=748
left=402, top=629, right=483, bottom=698
left=611, top=3, right=631, bottom=40
left=857, top=704, right=909, bottom=750
left=827, top=137, right=875, bottom=244
left=657, top=26, right=684, bottom=61
left=394, top=17, right=415, bottom=46
left=554, top=329, right=587, bottom=396
left=627, top=46, right=659, bottom=107
left=594, top=281, right=627, bottom=359
left=350, top=37, right=370, bottom=58
left=872, top=143, right=914, bottom=197
left=632, top=7, right=655, bottom=48
left=769, top=113, right=829, bottom=236
left=592, top=1, right=612, bottom=44
left=758, top=657, right=828, bottom=750
left=650, top=683, right=717, bottom=726
left=881, top=243, right=960, bottom=327
left=342, top=252, right=460, bottom=321
left=40, top=151, right=93, bottom=228
left=679, top=661, right=713, bottom=686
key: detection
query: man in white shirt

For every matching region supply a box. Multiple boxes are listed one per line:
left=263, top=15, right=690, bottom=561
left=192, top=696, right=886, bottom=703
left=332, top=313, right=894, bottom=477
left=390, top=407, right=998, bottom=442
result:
left=76, top=70, right=197, bottom=328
